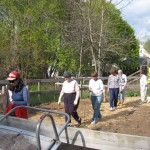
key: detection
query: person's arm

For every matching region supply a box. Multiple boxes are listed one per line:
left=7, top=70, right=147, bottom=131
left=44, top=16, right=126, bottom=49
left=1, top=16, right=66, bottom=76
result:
left=74, top=81, right=80, bottom=105
left=89, top=80, right=92, bottom=92
left=107, top=76, right=110, bottom=92
left=58, top=91, right=64, bottom=105
left=100, top=80, right=106, bottom=102
left=8, top=90, right=13, bottom=103
left=58, top=84, right=64, bottom=105
left=103, top=87, right=106, bottom=103
left=123, top=75, right=127, bottom=89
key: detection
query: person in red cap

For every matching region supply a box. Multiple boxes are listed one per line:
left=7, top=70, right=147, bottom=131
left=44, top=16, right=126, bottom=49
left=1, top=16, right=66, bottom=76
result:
left=4, top=71, right=29, bottom=119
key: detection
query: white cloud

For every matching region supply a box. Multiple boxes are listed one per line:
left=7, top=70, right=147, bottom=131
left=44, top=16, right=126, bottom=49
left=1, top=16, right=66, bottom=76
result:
left=112, top=0, right=150, bottom=42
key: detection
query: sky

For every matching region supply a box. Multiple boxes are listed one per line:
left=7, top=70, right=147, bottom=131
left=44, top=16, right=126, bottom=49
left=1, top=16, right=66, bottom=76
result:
left=113, top=0, right=150, bottom=42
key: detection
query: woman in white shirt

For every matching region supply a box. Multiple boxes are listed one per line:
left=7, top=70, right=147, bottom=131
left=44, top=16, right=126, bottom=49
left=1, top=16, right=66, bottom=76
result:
left=58, top=72, right=81, bottom=126
left=89, top=72, right=105, bottom=125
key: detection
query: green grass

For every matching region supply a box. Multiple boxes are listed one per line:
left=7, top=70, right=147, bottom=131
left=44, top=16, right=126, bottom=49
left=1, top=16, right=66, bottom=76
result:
left=28, top=84, right=143, bottom=106
left=81, top=89, right=90, bottom=99
left=30, top=92, right=59, bottom=106
left=28, top=83, right=57, bottom=91
left=125, top=91, right=140, bottom=97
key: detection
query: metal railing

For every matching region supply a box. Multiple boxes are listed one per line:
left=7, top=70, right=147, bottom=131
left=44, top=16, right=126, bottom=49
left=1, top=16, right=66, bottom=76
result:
left=0, top=106, right=70, bottom=150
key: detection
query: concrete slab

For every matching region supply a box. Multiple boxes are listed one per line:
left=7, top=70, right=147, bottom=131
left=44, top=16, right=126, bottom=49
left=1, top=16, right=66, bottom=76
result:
left=0, top=129, right=37, bottom=150
left=0, top=115, right=150, bottom=150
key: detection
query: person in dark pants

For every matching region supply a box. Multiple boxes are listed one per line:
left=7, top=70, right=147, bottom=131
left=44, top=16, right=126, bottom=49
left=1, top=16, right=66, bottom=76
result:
left=58, top=71, right=81, bottom=126
left=107, top=67, right=119, bottom=111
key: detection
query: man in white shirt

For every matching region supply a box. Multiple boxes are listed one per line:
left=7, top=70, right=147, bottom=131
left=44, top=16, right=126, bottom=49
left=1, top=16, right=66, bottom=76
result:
left=118, top=69, right=127, bottom=106
left=140, top=71, right=148, bottom=104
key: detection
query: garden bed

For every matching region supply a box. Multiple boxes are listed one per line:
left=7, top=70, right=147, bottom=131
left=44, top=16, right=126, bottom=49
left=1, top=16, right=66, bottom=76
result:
left=29, top=97, right=150, bottom=137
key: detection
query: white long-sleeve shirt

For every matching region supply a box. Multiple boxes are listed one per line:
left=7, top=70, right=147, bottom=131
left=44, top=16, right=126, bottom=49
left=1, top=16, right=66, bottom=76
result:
left=89, top=79, right=104, bottom=96
left=119, top=74, right=127, bottom=90
left=140, top=74, right=147, bottom=88
left=59, top=79, right=80, bottom=101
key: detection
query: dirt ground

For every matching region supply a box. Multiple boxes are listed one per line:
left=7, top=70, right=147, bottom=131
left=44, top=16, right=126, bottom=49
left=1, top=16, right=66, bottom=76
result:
left=29, top=97, right=150, bottom=137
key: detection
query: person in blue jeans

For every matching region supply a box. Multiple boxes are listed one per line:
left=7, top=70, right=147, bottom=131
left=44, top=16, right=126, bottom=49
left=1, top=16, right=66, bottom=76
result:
left=107, top=67, right=119, bottom=111
left=89, top=72, right=105, bottom=125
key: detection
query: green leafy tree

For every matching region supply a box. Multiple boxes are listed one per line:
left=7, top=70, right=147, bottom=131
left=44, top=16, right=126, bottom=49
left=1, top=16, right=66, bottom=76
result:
left=144, top=39, right=150, bottom=53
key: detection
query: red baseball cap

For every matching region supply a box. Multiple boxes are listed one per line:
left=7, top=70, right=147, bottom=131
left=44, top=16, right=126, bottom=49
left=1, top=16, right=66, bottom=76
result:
left=6, top=71, right=20, bottom=80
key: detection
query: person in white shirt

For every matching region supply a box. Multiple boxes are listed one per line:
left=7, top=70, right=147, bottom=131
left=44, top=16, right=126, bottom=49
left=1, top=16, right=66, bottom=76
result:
left=89, top=72, right=105, bottom=125
left=140, top=71, right=148, bottom=104
left=118, top=69, right=127, bottom=106
left=58, top=72, right=81, bottom=126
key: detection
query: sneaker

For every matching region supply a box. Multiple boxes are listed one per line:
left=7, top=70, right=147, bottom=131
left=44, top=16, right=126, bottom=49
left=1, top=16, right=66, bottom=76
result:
left=78, top=118, right=82, bottom=124
left=67, top=123, right=71, bottom=127
left=114, top=107, right=117, bottom=110
left=109, top=107, right=113, bottom=111
left=90, top=120, right=96, bottom=125
left=97, top=117, right=102, bottom=121
left=139, top=101, right=144, bottom=105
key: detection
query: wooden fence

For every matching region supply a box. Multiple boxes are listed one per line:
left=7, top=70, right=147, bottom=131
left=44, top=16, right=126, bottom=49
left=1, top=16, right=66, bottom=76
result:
left=0, top=86, right=8, bottom=113
left=0, top=76, right=142, bottom=113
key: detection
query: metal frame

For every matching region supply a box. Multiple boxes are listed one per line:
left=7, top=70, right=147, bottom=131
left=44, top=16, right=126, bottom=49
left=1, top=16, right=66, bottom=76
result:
left=0, top=106, right=70, bottom=150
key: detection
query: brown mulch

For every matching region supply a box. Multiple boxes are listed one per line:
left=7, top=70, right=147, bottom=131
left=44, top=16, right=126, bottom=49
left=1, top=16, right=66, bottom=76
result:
left=29, top=97, right=150, bottom=137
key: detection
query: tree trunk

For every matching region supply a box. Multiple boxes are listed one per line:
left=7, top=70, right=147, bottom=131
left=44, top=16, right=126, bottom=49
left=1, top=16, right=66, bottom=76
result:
left=88, top=13, right=97, bottom=72
left=78, top=35, right=84, bottom=77
left=98, top=0, right=104, bottom=76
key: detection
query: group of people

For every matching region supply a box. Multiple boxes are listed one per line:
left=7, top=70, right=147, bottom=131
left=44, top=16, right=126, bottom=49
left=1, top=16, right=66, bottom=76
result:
left=58, top=68, right=149, bottom=126
left=58, top=68, right=127, bottom=125
left=107, top=67, right=127, bottom=111
left=4, top=68, right=148, bottom=126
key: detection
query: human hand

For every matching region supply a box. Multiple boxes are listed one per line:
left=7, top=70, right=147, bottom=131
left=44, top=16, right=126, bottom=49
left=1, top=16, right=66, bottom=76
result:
left=74, top=99, right=78, bottom=105
left=9, top=101, right=13, bottom=105
left=89, top=88, right=92, bottom=92
left=58, top=99, right=61, bottom=105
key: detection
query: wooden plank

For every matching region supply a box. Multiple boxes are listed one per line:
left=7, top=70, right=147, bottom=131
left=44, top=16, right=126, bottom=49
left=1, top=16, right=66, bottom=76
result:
left=0, top=80, right=8, bottom=86
left=0, top=77, right=141, bottom=85
left=29, top=90, right=60, bottom=94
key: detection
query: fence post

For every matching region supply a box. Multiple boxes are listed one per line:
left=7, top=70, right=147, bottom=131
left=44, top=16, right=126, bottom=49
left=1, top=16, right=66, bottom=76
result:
left=2, top=86, right=8, bottom=113
left=38, top=80, right=41, bottom=101
left=80, top=79, right=83, bottom=99
left=38, top=80, right=41, bottom=91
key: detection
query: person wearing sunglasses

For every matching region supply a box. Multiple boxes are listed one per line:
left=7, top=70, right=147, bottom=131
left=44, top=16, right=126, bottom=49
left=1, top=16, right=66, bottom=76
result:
left=4, top=71, right=29, bottom=119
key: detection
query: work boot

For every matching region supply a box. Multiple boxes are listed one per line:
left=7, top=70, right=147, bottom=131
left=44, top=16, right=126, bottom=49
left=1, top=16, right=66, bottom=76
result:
left=120, top=101, right=123, bottom=107
left=117, top=101, right=121, bottom=106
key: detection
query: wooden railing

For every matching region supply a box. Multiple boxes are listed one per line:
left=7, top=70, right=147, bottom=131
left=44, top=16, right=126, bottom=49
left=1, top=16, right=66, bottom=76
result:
left=0, top=76, right=141, bottom=112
